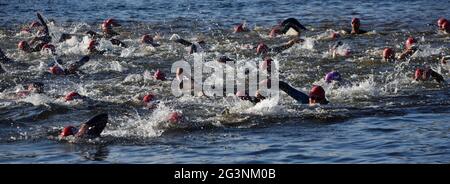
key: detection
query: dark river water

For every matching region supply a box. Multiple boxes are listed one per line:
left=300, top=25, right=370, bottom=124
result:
left=0, top=0, right=449, bottom=163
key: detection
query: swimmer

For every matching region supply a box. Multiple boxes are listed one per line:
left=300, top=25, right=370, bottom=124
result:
left=64, top=91, right=87, bottom=102
left=329, top=41, right=351, bottom=58
left=59, top=113, right=108, bottom=139
left=16, top=82, right=45, bottom=97
left=343, top=18, right=368, bottom=35
left=398, top=37, right=418, bottom=60
left=256, top=37, right=304, bottom=56
left=48, top=55, right=90, bottom=75
left=324, top=71, right=342, bottom=83
left=170, top=34, right=206, bottom=54
left=236, top=80, right=328, bottom=105
left=382, top=48, right=396, bottom=62
left=437, top=18, right=449, bottom=34
left=101, top=18, right=121, bottom=38
left=279, top=81, right=329, bottom=105
left=141, top=34, right=160, bottom=47
left=86, top=40, right=106, bottom=55
left=414, top=67, right=445, bottom=83
left=269, top=18, right=308, bottom=37
left=154, top=69, right=166, bottom=81
left=234, top=22, right=249, bottom=33
left=142, top=93, right=160, bottom=109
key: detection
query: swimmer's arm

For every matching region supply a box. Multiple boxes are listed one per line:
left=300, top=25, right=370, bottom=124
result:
left=173, top=38, right=193, bottom=47
left=272, top=38, right=303, bottom=53
left=430, top=70, right=445, bottom=83
left=36, top=13, right=49, bottom=35
left=398, top=49, right=414, bottom=60
left=279, top=81, right=309, bottom=104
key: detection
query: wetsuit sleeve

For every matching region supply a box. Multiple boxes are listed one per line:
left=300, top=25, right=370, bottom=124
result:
left=279, top=81, right=309, bottom=104
left=36, top=13, right=49, bottom=35
left=174, top=38, right=193, bottom=47
left=83, top=113, right=108, bottom=137
left=281, top=18, right=308, bottom=31
left=430, top=70, right=445, bottom=83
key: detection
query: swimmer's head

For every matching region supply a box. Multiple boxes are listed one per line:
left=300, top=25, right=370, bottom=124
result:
left=65, top=91, right=82, bottom=101
left=438, top=18, right=448, bottom=28
left=154, top=69, right=165, bottom=81
left=351, top=18, right=360, bottom=29
left=142, top=93, right=155, bottom=104
left=309, top=85, right=326, bottom=103
left=405, top=37, right=416, bottom=50
left=168, top=112, right=182, bottom=124
left=414, top=68, right=431, bottom=81
left=325, top=71, right=341, bottom=83
left=234, top=23, right=245, bottom=33
left=141, top=34, right=153, bottom=44
left=60, top=126, right=78, bottom=137
left=269, top=27, right=281, bottom=38
left=18, top=41, right=30, bottom=52
left=87, top=39, right=97, bottom=51
left=383, top=48, right=395, bottom=61
left=49, top=65, right=64, bottom=75
left=256, top=43, right=269, bottom=54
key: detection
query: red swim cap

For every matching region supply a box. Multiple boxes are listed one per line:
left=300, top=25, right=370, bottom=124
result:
left=256, top=43, right=269, bottom=54
left=143, top=93, right=155, bottom=103
left=352, top=18, right=360, bottom=25
left=234, top=23, right=244, bottom=33
left=61, top=126, right=77, bottom=137
left=309, top=85, right=326, bottom=101
left=65, top=91, right=81, bottom=101
left=154, top=69, right=165, bottom=80
left=383, top=48, right=395, bottom=60
left=18, top=41, right=28, bottom=50
left=141, top=34, right=153, bottom=44
left=168, top=112, right=182, bottom=124
left=88, top=40, right=97, bottom=50
left=49, top=65, right=64, bottom=75
left=437, top=18, right=447, bottom=27
left=414, top=68, right=424, bottom=80
left=405, top=37, right=416, bottom=49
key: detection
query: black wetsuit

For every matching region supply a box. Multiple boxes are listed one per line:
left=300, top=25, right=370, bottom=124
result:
left=173, top=38, right=205, bottom=54
left=49, top=55, right=90, bottom=75
left=420, top=68, right=445, bottom=83
left=279, top=81, right=329, bottom=104
left=82, top=113, right=108, bottom=137
left=279, top=18, right=308, bottom=34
